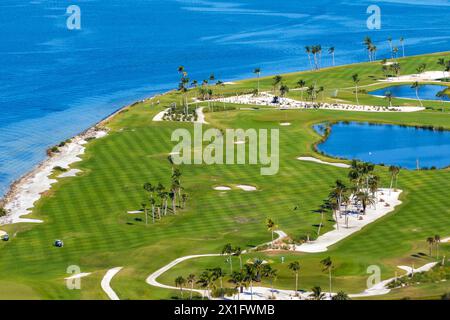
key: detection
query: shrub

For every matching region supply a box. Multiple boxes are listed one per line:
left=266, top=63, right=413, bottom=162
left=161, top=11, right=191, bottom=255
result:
left=0, top=207, right=7, bottom=217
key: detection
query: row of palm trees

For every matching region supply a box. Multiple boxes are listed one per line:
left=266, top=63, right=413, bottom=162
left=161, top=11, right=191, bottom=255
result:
left=426, top=235, right=442, bottom=258
left=141, top=168, right=187, bottom=224
left=364, top=36, right=405, bottom=62
left=175, top=255, right=349, bottom=300
left=305, top=45, right=336, bottom=70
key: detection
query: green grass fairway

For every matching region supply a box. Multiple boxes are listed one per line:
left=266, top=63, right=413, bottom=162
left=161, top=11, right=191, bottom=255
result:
left=0, top=52, right=449, bottom=300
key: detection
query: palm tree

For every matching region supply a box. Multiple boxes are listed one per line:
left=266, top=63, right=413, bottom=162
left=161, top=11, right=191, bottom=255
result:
left=305, top=46, right=313, bottom=70
left=296, top=79, right=306, bottom=100
left=411, top=82, right=423, bottom=107
left=309, top=286, right=326, bottom=300
left=181, top=193, right=188, bottom=209
left=437, top=58, right=447, bottom=78
left=244, top=263, right=257, bottom=300
left=222, top=243, right=234, bottom=273
left=388, top=166, right=400, bottom=194
left=229, top=271, right=247, bottom=300
left=392, top=47, right=399, bottom=61
left=328, top=47, right=335, bottom=66
left=253, top=68, right=261, bottom=94
left=355, top=191, right=375, bottom=214
left=320, top=257, right=333, bottom=296
left=352, top=74, right=360, bottom=104
left=385, top=91, right=393, bottom=108
left=272, top=75, right=283, bottom=95
left=288, top=261, right=301, bottom=295
left=400, top=37, right=405, bottom=57
left=141, top=202, right=148, bottom=225
left=332, top=180, right=347, bottom=217
left=387, top=37, right=393, bottom=59
left=279, top=84, right=289, bottom=101
left=233, top=246, right=243, bottom=270
left=332, top=291, right=350, bottom=300
left=210, top=267, right=226, bottom=297
left=434, top=235, right=441, bottom=259
left=306, top=85, right=316, bottom=102
left=262, top=265, right=278, bottom=299
left=175, top=276, right=186, bottom=299
left=391, top=63, right=401, bottom=78
left=197, top=270, right=215, bottom=299
left=426, top=237, right=435, bottom=256
left=187, top=274, right=196, bottom=300
left=363, top=36, right=373, bottom=61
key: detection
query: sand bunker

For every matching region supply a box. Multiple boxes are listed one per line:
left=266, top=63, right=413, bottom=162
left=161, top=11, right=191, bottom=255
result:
left=65, top=272, right=91, bottom=280
left=236, top=185, right=257, bottom=191
left=58, top=169, right=82, bottom=178
left=127, top=210, right=143, bottom=214
left=280, top=123, right=291, bottom=126
left=297, top=157, right=350, bottom=168
left=214, top=186, right=231, bottom=191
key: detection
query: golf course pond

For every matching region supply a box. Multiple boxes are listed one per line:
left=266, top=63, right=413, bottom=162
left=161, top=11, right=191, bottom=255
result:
left=314, top=122, right=450, bottom=169
left=369, top=84, right=450, bottom=101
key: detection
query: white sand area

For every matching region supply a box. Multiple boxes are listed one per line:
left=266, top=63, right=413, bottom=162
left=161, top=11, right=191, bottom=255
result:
left=294, top=189, right=402, bottom=253
left=58, top=169, right=82, bottom=178
left=297, top=157, right=350, bottom=168
left=101, top=267, right=123, bottom=300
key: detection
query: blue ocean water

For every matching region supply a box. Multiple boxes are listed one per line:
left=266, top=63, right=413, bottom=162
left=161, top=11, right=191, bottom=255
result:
left=1, top=0, right=450, bottom=196
left=316, top=122, right=450, bottom=169
left=369, top=84, right=450, bottom=101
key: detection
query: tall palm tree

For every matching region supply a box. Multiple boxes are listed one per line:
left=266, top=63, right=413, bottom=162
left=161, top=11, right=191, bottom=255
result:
left=385, top=91, right=393, bottom=108
left=262, top=264, right=278, bottom=299
left=272, top=75, right=283, bottom=95
left=175, top=276, right=186, bottom=299
left=411, top=82, right=423, bottom=107
left=244, top=263, right=257, bottom=300
left=141, top=202, right=148, bottom=225
left=437, top=58, right=446, bottom=78
left=363, top=36, right=373, bottom=61
left=391, top=63, right=401, bottom=78
left=210, top=267, right=226, bottom=296
left=228, top=271, right=247, bottom=300
left=388, top=165, right=400, bottom=194
left=434, top=235, right=441, bottom=259
left=387, top=37, right=393, bottom=59
left=352, top=74, right=360, bottom=104
left=309, top=286, right=326, bottom=300
left=266, top=218, right=277, bottom=246
left=187, top=274, right=196, bottom=300
left=392, top=47, right=399, bottom=61
left=233, top=246, right=243, bottom=270
left=355, top=191, right=375, bottom=214
left=279, top=84, right=289, bottom=103
left=320, top=257, right=334, bottom=296
left=288, top=261, right=301, bottom=295
left=305, top=46, right=313, bottom=70
left=426, top=237, right=435, bottom=256
left=400, top=37, right=405, bottom=57
left=222, top=243, right=234, bottom=273
left=253, top=68, right=261, bottom=94
left=328, top=47, right=335, bottom=66
left=197, top=270, right=215, bottom=300
left=296, top=79, right=306, bottom=100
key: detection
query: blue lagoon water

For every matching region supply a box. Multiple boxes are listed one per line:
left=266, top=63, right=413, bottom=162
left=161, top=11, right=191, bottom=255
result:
left=315, top=122, right=450, bottom=169
left=1, top=0, right=450, bottom=195
left=369, top=84, right=450, bottom=101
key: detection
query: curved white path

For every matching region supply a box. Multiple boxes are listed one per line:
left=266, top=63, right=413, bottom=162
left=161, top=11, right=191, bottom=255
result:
left=101, top=267, right=123, bottom=300
left=196, top=107, right=208, bottom=124
left=146, top=231, right=287, bottom=295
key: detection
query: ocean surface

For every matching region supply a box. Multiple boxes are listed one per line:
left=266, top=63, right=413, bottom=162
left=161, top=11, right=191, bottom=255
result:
left=315, top=122, right=450, bottom=169
left=1, top=0, right=450, bottom=196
